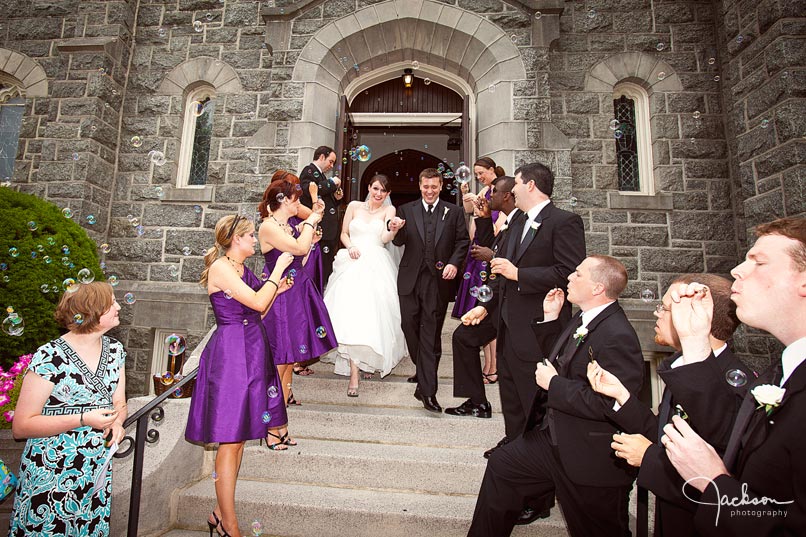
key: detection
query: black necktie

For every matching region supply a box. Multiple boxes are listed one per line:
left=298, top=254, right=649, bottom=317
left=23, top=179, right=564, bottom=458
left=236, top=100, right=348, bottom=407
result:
left=427, top=204, right=433, bottom=215
left=557, top=315, right=584, bottom=369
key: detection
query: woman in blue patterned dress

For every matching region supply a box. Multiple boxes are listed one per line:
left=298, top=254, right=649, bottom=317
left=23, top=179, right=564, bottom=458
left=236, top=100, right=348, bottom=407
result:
left=9, top=282, right=127, bottom=536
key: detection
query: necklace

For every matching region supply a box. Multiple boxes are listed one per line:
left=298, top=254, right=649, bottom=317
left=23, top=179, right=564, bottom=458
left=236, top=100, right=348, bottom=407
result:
left=365, top=202, right=383, bottom=214
left=271, top=215, right=294, bottom=235
left=271, top=215, right=289, bottom=228
left=226, top=256, right=244, bottom=267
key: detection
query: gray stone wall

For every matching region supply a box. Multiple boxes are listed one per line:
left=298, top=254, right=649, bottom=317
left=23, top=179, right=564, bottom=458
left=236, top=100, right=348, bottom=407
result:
left=549, top=0, right=740, bottom=304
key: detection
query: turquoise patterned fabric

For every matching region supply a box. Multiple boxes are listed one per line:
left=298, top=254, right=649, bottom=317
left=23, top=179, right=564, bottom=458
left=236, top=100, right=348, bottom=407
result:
left=9, top=336, right=125, bottom=536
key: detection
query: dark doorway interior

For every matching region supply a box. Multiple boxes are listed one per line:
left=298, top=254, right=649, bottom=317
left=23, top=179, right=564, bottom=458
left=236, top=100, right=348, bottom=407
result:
left=360, top=148, right=456, bottom=207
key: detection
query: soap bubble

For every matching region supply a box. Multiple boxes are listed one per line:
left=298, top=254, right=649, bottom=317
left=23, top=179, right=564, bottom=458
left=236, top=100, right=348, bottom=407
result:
left=72, top=152, right=80, bottom=161
left=463, top=272, right=471, bottom=280
left=261, top=411, right=272, bottom=424
left=130, top=217, right=140, bottom=226
left=355, top=145, right=371, bottom=162
left=166, top=334, right=186, bottom=355
left=423, top=78, right=431, bottom=85
left=62, top=245, right=71, bottom=255
left=609, top=119, right=619, bottom=130
left=123, top=292, right=136, bottom=305
left=267, top=386, right=279, bottom=398
left=488, top=83, right=496, bottom=93
left=73, top=314, right=84, bottom=325
left=194, top=205, right=202, bottom=213
left=614, top=129, right=624, bottom=139
left=713, top=75, right=721, bottom=82
left=8, top=247, right=18, bottom=258
left=107, top=274, right=119, bottom=286
left=298, top=345, right=308, bottom=354
left=182, top=246, right=192, bottom=256
left=656, top=42, right=665, bottom=51
left=469, top=286, right=479, bottom=298
left=252, top=519, right=263, bottom=536
left=130, top=136, right=142, bottom=147
left=477, top=285, right=493, bottom=303
left=535, top=11, right=542, bottom=19
left=412, top=60, right=420, bottom=69
left=155, top=186, right=164, bottom=198
left=193, top=20, right=203, bottom=32
left=100, top=243, right=111, bottom=254
left=135, top=225, right=145, bottom=236
left=205, top=12, right=213, bottom=21
left=158, top=27, right=166, bottom=37
left=587, top=8, right=596, bottom=18
left=315, top=326, right=327, bottom=338
left=641, top=289, right=656, bottom=302
left=149, top=150, right=167, bottom=166
left=455, top=165, right=472, bottom=184
left=760, top=119, right=769, bottom=129
left=707, top=57, right=716, bottom=65
left=169, top=265, right=179, bottom=277
left=657, top=71, right=666, bottom=80
left=77, top=268, right=95, bottom=284
left=736, top=35, right=743, bottom=44
left=27, top=221, right=37, bottom=231
left=63, top=278, right=80, bottom=292
left=160, top=372, right=174, bottom=386
left=40, top=284, right=50, bottom=293
left=86, top=214, right=96, bottom=225
left=693, top=111, right=701, bottom=120
left=322, top=246, right=330, bottom=254
left=211, top=471, right=219, bottom=482
left=725, top=369, right=748, bottom=388
left=62, top=207, right=73, bottom=219
left=479, top=270, right=487, bottom=280
left=1, top=313, right=24, bottom=336
left=435, top=261, right=445, bottom=270
left=223, top=289, right=233, bottom=299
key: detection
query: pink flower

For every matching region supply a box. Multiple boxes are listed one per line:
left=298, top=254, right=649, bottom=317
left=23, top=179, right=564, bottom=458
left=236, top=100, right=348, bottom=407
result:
left=3, top=410, right=13, bottom=422
left=0, top=380, right=13, bottom=392
left=0, top=394, right=9, bottom=407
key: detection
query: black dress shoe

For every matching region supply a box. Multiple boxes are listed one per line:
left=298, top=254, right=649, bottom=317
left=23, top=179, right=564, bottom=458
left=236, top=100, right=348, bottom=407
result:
left=444, top=399, right=492, bottom=418
left=407, top=375, right=418, bottom=383
left=514, top=506, right=551, bottom=525
left=483, top=436, right=510, bottom=459
left=414, top=390, right=442, bottom=412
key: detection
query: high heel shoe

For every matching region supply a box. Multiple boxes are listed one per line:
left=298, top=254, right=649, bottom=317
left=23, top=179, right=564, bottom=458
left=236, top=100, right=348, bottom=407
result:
left=482, top=371, right=498, bottom=384
left=207, top=512, right=231, bottom=537
left=264, top=431, right=289, bottom=451
left=286, top=391, right=301, bottom=406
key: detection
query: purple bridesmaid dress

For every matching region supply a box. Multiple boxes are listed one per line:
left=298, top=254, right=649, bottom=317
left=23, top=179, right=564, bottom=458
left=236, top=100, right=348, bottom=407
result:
left=185, top=267, right=287, bottom=443
left=290, top=216, right=325, bottom=294
left=452, top=189, right=500, bottom=318
left=261, top=226, right=338, bottom=364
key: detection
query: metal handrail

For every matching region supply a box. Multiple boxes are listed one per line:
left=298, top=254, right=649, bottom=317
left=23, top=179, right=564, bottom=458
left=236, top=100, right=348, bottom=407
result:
left=114, top=369, right=198, bottom=537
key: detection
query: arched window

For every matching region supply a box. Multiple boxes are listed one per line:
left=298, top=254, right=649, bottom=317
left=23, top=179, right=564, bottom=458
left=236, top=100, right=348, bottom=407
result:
left=0, top=85, right=25, bottom=181
left=176, top=86, right=216, bottom=187
left=613, top=82, right=654, bottom=195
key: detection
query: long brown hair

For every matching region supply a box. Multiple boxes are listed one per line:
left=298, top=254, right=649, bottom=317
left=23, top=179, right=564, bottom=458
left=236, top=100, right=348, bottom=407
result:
left=200, top=215, right=254, bottom=286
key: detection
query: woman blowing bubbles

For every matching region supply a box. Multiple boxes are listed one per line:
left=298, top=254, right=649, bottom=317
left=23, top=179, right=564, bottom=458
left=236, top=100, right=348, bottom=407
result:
left=10, top=282, right=127, bottom=536
left=185, top=215, right=294, bottom=537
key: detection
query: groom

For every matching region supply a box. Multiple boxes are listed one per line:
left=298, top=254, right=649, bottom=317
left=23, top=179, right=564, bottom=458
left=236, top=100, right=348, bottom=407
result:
left=391, top=168, right=469, bottom=412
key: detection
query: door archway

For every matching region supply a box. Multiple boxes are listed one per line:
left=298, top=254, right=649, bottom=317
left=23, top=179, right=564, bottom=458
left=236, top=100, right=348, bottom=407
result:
left=360, top=149, right=454, bottom=207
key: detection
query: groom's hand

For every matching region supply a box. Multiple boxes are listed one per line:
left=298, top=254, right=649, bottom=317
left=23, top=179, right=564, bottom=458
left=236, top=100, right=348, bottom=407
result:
left=490, top=257, right=517, bottom=280
left=442, top=264, right=458, bottom=279
left=389, top=217, right=405, bottom=232
left=461, top=306, right=488, bottom=325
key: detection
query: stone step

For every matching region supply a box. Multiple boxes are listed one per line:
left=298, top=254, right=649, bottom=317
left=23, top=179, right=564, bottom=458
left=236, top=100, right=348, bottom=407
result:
left=290, top=371, right=502, bottom=412
left=174, top=479, right=568, bottom=537
left=284, top=403, right=505, bottom=449
left=239, top=439, right=487, bottom=496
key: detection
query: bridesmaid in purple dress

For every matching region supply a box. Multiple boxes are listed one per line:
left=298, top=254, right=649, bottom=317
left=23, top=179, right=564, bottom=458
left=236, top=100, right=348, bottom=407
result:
left=258, top=171, right=338, bottom=408
left=185, top=214, right=294, bottom=537
left=452, top=157, right=506, bottom=384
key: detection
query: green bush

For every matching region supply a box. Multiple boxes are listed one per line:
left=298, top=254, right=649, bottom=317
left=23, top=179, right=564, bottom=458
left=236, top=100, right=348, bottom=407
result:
left=0, top=188, right=104, bottom=368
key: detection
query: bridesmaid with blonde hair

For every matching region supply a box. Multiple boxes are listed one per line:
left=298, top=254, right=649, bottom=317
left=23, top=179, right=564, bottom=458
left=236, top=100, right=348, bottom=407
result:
left=185, top=214, right=294, bottom=537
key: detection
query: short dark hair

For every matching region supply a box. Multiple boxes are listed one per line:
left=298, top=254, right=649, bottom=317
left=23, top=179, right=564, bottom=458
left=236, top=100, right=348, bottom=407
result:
left=419, top=168, right=442, bottom=182
left=588, top=255, right=628, bottom=299
left=369, top=173, right=390, bottom=192
left=515, top=162, right=554, bottom=198
left=671, top=274, right=739, bottom=341
left=755, top=217, right=806, bottom=271
left=313, top=146, right=335, bottom=161
left=492, top=175, right=515, bottom=194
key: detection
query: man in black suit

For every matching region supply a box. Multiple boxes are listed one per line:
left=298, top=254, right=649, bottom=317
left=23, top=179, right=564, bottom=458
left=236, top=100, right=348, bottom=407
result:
left=390, top=168, right=469, bottom=412
left=661, top=217, right=806, bottom=536
left=462, top=162, right=585, bottom=450
left=588, top=273, right=751, bottom=536
left=445, top=176, right=518, bottom=419
left=467, top=255, right=644, bottom=537
left=299, top=145, right=341, bottom=284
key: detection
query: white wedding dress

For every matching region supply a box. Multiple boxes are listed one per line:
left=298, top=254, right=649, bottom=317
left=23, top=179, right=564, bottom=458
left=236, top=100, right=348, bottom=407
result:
left=321, top=217, right=407, bottom=377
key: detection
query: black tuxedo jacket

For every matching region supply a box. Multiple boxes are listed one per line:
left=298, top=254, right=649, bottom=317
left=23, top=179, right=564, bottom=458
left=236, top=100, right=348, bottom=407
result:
left=483, top=202, right=585, bottom=363
left=392, top=199, right=469, bottom=303
left=611, top=348, right=751, bottom=535
left=527, top=302, right=644, bottom=487
left=692, top=358, right=806, bottom=536
left=299, top=163, right=339, bottom=240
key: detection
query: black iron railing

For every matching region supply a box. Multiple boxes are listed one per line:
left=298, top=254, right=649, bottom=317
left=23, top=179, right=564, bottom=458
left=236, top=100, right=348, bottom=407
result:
left=114, top=369, right=197, bottom=537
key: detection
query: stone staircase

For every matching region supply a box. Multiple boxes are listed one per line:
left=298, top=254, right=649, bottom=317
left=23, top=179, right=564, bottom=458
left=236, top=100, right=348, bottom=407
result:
left=157, top=316, right=571, bottom=537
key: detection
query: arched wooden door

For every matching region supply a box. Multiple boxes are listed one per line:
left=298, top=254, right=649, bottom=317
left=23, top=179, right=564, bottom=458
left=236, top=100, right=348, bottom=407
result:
left=360, top=149, right=455, bottom=207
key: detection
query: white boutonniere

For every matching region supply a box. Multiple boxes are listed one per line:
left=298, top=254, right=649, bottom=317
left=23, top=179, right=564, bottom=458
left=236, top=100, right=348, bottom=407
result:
left=530, top=221, right=541, bottom=231
left=751, top=384, right=786, bottom=415
left=442, top=206, right=449, bottom=220
left=573, top=326, right=588, bottom=347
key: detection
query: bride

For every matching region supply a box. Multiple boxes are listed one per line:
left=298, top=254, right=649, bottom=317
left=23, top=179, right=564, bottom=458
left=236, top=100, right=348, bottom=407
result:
left=322, top=174, right=407, bottom=397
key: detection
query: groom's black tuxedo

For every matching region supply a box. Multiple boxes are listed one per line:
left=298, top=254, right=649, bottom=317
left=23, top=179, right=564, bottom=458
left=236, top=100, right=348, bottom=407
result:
left=481, top=201, right=585, bottom=437
left=690, top=356, right=806, bottom=536
left=610, top=348, right=750, bottom=537
left=469, top=302, right=644, bottom=537
left=393, top=198, right=469, bottom=396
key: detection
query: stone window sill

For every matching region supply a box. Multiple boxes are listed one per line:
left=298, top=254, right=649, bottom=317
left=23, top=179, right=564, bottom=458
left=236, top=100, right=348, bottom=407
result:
left=608, top=192, right=672, bottom=210
left=160, top=186, right=213, bottom=203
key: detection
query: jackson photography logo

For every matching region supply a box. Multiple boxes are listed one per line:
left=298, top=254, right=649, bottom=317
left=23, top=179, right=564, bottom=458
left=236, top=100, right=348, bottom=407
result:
left=684, top=477, right=793, bottom=525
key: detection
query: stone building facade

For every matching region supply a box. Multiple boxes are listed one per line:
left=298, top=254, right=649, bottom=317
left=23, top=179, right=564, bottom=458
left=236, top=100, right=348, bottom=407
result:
left=0, top=0, right=803, bottom=395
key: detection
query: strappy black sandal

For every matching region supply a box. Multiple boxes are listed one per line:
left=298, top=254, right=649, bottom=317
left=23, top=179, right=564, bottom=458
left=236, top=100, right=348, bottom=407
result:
left=207, top=511, right=231, bottom=537
left=264, top=431, right=289, bottom=451
left=483, top=371, right=498, bottom=384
